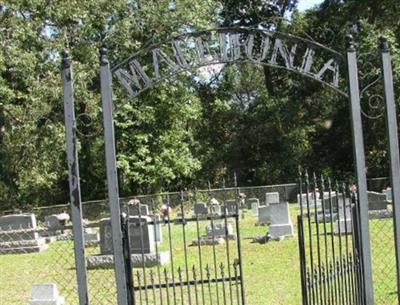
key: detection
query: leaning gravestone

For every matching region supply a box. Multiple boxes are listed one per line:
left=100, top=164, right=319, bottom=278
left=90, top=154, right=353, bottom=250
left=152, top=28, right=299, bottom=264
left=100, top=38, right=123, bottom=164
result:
left=0, top=213, right=48, bottom=254
left=268, top=202, right=294, bottom=239
left=87, top=216, right=169, bottom=269
left=367, top=191, right=388, bottom=211
left=29, top=284, right=64, bottom=305
left=265, top=192, right=280, bottom=205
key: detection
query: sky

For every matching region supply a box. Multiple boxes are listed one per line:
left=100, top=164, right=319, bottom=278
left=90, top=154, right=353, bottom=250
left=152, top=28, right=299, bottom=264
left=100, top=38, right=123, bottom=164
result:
left=297, top=0, right=325, bottom=12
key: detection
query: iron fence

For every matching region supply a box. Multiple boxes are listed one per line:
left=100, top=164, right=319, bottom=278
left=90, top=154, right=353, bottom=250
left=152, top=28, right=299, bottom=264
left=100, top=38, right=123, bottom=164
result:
left=0, top=183, right=398, bottom=305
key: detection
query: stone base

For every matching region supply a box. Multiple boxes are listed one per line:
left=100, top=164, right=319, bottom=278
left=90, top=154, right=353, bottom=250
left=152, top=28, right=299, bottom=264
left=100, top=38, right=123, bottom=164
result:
left=269, top=223, right=294, bottom=239
left=368, top=201, right=388, bottom=211
left=84, top=233, right=100, bottom=247
left=45, top=236, right=58, bottom=244
left=191, top=237, right=226, bottom=246
left=29, top=297, right=65, bottom=305
left=87, top=251, right=170, bottom=269
left=335, top=219, right=352, bottom=235
left=85, top=240, right=100, bottom=247
left=0, top=238, right=49, bottom=255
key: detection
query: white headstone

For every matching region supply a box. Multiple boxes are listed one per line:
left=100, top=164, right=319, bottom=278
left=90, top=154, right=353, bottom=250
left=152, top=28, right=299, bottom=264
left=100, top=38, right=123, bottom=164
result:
left=268, top=202, right=294, bottom=239
left=29, top=284, right=65, bottom=305
left=265, top=192, right=279, bottom=205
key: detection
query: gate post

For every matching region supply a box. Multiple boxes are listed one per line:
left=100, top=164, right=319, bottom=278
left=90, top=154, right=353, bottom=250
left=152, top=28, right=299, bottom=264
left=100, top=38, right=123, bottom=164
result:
left=379, top=37, right=400, bottom=302
left=61, top=51, right=90, bottom=305
left=345, top=34, right=375, bottom=305
left=99, top=48, right=129, bottom=305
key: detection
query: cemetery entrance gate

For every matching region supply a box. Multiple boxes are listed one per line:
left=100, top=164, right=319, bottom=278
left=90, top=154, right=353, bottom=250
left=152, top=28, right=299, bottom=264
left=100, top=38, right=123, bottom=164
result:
left=61, top=28, right=400, bottom=305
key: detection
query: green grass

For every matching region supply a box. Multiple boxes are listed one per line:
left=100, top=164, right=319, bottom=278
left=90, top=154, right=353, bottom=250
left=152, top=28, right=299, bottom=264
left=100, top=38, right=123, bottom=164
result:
left=0, top=207, right=397, bottom=305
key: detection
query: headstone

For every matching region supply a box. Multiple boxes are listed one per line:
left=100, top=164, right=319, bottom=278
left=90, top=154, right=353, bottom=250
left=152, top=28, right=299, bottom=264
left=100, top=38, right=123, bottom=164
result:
left=383, top=188, right=392, bottom=202
left=297, top=193, right=318, bottom=209
left=251, top=199, right=260, bottom=216
left=29, top=284, right=65, bottom=305
left=84, top=228, right=100, bottom=247
left=0, top=213, right=48, bottom=254
left=128, top=204, right=150, bottom=216
left=367, top=191, right=388, bottom=211
left=257, top=206, right=270, bottom=225
left=246, top=197, right=259, bottom=209
left=268, top=202, right=294, bottom=239
left=210, top=203, right=221, bottom=215
left=44, top=215, right=62, bottom=236
left=92, top=216, right=169, bottom=268
left=222, top=200, right=237, bottom=215
left=265, top=192, right=279, bottom=205
left=100, top=216, right=155, bottom=255
left=151, top=214, right=162, bottom=243
left=194, top=202, right=208, bottom=215
left=205, top=223, right=234, bottom=239
left=336, top=199, right=352, bottom=234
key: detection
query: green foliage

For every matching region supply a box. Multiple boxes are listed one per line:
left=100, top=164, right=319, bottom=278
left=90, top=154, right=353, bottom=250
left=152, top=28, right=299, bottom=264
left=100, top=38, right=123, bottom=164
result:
left=1, top=1, right=399, bottom=209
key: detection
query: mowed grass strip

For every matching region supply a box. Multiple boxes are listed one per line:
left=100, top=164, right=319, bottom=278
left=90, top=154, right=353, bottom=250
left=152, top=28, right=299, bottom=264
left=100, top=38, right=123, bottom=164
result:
left=0, top=206, right=397, bottom=305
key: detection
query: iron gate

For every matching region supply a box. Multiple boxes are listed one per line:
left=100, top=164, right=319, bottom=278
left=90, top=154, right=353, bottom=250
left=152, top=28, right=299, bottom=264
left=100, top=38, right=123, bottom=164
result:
left=61, top=28, right=400, bottom=305
left=297, top=172, right=364, bottom=305
left=120, top=183, right=246, bottom=305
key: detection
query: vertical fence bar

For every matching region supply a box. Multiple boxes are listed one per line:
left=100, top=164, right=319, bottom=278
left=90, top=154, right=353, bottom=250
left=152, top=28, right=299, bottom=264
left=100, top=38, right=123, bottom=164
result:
left=346, top=34, right=374, bottom=305
left=380, top=37, right=400, bottom=304
left=233, top=174, right=246, bottom=305
left=100, top=48, right=129, bottom=305
left=61, top=50, right=90, bottom=305
left=121, top=215, right=135, bottom=305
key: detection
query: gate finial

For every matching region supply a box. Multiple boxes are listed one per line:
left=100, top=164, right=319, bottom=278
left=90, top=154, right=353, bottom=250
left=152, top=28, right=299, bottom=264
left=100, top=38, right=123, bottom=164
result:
left=345, top=34, right=356, bottom=51
left=379, top=36, right=390, bottom=51
left=100, top=47, right=109, bottom=65
left=61, top=50, right=70, bottom=69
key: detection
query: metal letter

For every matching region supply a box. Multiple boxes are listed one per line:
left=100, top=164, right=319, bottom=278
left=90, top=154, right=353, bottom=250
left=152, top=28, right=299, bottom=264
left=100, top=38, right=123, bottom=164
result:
left=152, top=48, right=180, bottom=79
left=299, top=47, right=316, bottom=75
left=100, top=48, right=129, bottom=305
left=115, top=59, right=151, bottom=98
left=269, top=38, right=297, bottom=69
left=61, top=50, right=90, bottom=305
left=380, top=37, right=400, bottom=302
left=316, top=58, right=340, bottom=87
left=173, top=40, right=190, bottom=68
left=245, top=33, right=271, bottom=63
left=346, top=34, right=374, bottom=305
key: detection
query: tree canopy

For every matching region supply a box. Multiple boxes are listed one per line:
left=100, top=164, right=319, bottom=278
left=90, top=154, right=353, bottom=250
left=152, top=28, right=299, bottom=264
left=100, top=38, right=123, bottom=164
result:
left=0, top=0, right=399, bottom=209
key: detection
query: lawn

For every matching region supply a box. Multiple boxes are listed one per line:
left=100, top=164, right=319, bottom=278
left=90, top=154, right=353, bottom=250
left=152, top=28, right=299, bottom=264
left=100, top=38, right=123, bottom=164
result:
left=0, top=206, right=397, bottom=305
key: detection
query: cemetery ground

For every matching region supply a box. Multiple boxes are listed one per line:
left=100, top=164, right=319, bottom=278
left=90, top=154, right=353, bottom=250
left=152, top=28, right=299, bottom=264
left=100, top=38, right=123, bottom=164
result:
left=0, top=206, right=396, bottom=305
